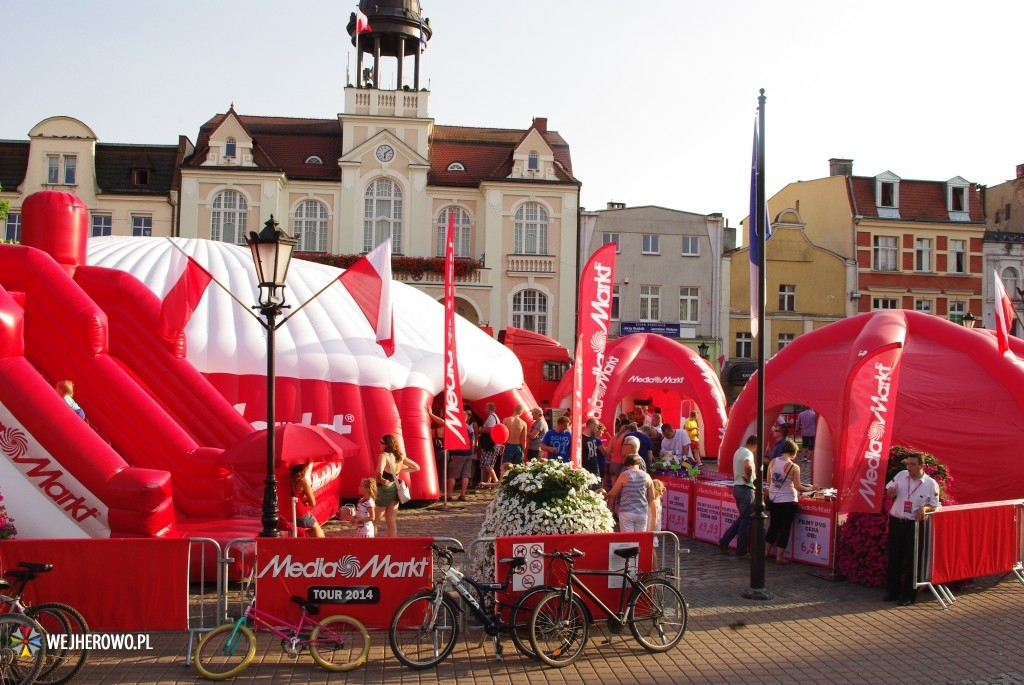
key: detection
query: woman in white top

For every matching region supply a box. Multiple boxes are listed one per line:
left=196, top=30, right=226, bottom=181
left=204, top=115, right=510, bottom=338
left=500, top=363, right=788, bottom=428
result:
left=764, top=439, right=818, bottom=563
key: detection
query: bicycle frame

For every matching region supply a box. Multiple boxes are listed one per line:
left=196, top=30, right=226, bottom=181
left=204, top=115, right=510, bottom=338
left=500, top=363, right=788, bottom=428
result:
left=226, top=598, right=322, bottom=654
left=558, top=566, right=639, bottom=631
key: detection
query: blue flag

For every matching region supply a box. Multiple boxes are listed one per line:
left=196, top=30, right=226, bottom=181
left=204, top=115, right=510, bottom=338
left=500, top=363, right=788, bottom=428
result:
left=748, top=118, right=771, bottom=338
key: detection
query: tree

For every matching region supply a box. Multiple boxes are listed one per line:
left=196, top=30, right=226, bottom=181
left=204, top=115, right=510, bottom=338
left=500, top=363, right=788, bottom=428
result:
left=0, top=183, right=9, bottom=229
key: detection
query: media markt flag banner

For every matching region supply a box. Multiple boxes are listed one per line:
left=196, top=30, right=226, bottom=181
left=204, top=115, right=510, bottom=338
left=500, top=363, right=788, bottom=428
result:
left=571, top=242, right=616, bottom=467
left=442, top=209, right=469, bottom=450
left=836, top=337, right=905, bottom=514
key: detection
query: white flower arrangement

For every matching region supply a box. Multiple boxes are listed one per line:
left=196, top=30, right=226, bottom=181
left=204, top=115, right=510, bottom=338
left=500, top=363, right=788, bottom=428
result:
left=470, top=458, right=614, bottom=582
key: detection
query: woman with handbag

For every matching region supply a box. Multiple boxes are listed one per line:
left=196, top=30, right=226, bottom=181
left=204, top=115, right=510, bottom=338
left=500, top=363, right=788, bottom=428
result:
left=374, top=433, right=421, bottom=537
left=764, top=439, right=818, bottom=563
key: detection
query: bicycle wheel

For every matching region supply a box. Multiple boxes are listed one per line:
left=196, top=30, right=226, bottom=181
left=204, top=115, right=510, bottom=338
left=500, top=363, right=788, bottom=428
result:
left=509, top=586, right=552, bottom=660
left=627, top=578, right=687, bottom=652
left=25, top=602, right=88, bottom=685
left=193, top=622, right=256, bottom=681
left=388, top=591, right=459, bottom=670
left=309, top=615, right=370, bottom=673
left=0, top=613, right=47, bottom=685
left=528, top=592, right=588, bottom=668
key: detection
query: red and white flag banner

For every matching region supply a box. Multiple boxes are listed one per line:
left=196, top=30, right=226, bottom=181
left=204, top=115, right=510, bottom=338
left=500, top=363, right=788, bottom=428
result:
left=354, top=7, right=372, bottom=34
left=442, top=210, right=470, bottom=450
left=993, top=270, right=1016, bottom=356
left=160, top=245, right=213, bottom=343
left=571, top=242, right=616, bottom=467
left=837, top=343, right=904, bottom=514
left=338, top=237, right=395, bottom=356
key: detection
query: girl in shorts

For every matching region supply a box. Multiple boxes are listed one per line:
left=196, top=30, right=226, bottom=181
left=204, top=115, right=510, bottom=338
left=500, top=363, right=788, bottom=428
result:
left=289, top=463, right=324, bottom=537
left=353, top=478, right=377, bottom=538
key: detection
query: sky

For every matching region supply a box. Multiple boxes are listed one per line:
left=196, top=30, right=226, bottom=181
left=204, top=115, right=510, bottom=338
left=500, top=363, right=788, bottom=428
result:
left=3, top=0, right=1022, bottom=228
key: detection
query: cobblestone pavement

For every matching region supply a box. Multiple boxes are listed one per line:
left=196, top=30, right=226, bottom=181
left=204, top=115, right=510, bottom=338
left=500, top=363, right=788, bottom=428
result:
left=70, top=486, right=1024, bottom=684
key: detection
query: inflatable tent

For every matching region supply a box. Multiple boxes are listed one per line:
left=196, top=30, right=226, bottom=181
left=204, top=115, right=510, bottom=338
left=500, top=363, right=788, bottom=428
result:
left=719, top=309, right=1024, bottom=511
left=551, top=333, right=729, bottom=458
left=0, top=191, right=533, bottom=539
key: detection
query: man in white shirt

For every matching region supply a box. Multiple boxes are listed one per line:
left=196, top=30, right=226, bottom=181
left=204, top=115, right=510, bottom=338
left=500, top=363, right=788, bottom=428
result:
left=883, top=453, right=940, bottom=606
left=659, top=423, right=693, bottom=465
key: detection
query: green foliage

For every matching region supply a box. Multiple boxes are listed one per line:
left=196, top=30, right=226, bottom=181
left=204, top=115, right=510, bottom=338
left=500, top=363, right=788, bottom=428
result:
left=0, top=183, right=9, bottom=226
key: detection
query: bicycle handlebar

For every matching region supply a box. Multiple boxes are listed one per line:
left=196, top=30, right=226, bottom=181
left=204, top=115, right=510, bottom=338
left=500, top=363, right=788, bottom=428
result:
left=540, top=548, right=585, bottom=561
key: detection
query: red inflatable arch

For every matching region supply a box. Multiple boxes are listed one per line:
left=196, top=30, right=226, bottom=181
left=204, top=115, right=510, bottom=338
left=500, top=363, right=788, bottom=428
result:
left=720, top=309, right=1024, bottom=512
left=552, top=333, right=729, bottom=458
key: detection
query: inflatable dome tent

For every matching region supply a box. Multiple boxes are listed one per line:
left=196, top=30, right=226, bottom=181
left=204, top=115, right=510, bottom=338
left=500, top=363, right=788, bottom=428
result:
left=0, top=191, right=534, bottom=540
left=719, top=309, right=1024, bottom=512
left=551, top=333, right=729, bottom=458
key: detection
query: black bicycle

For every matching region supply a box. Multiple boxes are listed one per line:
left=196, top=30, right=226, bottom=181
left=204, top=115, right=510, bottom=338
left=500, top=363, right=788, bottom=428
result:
left=528, top=546, right=687, bottom=667
left=387, top=542, right=553, bottom=669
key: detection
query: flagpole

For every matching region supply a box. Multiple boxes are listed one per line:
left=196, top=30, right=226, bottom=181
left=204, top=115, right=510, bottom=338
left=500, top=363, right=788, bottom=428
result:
left=745, top=88, right=773, bottom=601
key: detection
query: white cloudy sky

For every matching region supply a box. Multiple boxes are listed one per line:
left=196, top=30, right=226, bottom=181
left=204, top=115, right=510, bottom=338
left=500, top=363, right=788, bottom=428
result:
left=2, top=0, right=1021, bottom=226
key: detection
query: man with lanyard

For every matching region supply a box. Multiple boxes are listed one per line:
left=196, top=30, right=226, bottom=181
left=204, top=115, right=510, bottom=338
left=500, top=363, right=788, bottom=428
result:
left=718, top=434, right=757, bottom=558
left=884, top=453, right=940, bottom=606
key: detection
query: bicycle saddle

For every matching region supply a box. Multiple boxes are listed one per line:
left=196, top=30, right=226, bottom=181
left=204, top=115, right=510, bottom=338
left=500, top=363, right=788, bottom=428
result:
left=498, top=557, right=527, bottom=570
left=613, top=547, right=640, bottom=560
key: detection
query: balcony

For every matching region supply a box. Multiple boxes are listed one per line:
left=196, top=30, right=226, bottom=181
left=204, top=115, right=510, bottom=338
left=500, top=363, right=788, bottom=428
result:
left=344, top=87, right=428, bottom=118
left=393, top=268, right=491, bottom=287
left=507, top=254, right=556, bottom=276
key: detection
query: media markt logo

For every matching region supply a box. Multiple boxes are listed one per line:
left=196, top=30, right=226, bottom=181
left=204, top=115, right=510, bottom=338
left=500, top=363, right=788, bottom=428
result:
left=257, top=553, right=430, bottom=580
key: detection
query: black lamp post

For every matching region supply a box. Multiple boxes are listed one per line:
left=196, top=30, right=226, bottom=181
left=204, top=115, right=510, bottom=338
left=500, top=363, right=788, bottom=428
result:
left=697, top=339, right=710, bottom=360
left=962, top=311, right=977, bottom=329
left=246, top=215, right=298, bottom=538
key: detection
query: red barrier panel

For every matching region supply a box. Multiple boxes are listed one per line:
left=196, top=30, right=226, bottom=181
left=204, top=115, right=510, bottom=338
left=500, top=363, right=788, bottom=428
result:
left=494, top=533, right=654, bottom=614
left=693, top=482, right=730, bottom=544
left=253, top=537, right=433, bottom=629
left=0, top=539, right=189, bottom=631
left=929, top=501, right=1023, bottom=585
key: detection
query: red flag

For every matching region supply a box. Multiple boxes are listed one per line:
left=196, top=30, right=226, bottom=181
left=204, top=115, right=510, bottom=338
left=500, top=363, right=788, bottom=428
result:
left=442, top=209, right=470, bottom=450
left=717, top=353, right=728, bottom=375
left=570, top=242, right=616, bottom=467
left=993, top=270, right=1016, bottom=356
left=338, top=238, right=394, bottom=356
left=354, top=7, right=372, bottom=34
left=160, top=247, right=213, bottom=343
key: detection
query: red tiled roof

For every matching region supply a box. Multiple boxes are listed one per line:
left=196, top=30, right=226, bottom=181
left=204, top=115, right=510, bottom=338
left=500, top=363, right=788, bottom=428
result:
left=182, top=113, right=577, bottom=187
left=849, top=176, right=984, bottom=222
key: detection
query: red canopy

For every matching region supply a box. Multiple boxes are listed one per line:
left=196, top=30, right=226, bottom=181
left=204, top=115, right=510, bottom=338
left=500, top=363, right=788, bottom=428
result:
left=720, top=310, right=1024, bottom=510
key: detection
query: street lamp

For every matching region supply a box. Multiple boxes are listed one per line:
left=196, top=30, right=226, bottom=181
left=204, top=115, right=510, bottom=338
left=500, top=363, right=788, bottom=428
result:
left=247, top=215, right=298, bottom=538
left=962, top=311, right=977, bottom=329
left=697, top=339, right=710, bottom=359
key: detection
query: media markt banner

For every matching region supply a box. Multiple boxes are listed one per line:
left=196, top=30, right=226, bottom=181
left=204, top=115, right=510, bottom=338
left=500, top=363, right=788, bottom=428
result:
left=254, top=537, right=434, bottom=629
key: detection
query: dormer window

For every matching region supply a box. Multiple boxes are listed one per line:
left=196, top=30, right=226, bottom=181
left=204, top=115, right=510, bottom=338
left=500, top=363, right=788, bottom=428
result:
left=131, top=169, right=151, bottom=186
left=446, top=162, right=465, bottom=172
left=946, top=176, right=970, bottom=222
left=225, top=138, right=236, bottom=158
left=527, top=151, right=539, bottom=172
left=874, top=171, right=901, bottom=219
left=305, top=156, right=323, bottom=164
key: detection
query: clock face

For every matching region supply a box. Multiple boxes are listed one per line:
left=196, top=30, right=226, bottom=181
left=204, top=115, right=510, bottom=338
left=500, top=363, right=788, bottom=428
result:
left=376, top=144, right=395, bottom=163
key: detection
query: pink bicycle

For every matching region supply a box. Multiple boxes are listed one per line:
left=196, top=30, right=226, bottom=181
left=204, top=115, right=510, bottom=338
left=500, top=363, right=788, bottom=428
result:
left=193, top=592, right=369, bottom=680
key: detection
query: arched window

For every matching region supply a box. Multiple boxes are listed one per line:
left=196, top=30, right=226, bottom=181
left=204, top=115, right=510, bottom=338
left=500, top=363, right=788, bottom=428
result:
left=363, top=178, right=403, bottom=253
left=294, top=199, right=328, bottom=252
left=211, top=190, right=248, bottom=244
left=305, top=155, right=323, bottom=165
left=514, top=202, right=548, bottom=254
left=528, top=151, right=539, bottom=171
left=446, top=162, right=465, bottom=172
left=512, top=289, right=548, bottom=336
left=225, top=138, right=237, bottom=158
left=1002, top=267, right=1020, bottom=299
left=435, top=207, right=471, bottom=258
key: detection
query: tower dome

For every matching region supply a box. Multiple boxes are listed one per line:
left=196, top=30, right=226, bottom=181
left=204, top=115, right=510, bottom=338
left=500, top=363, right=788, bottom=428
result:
left=347, top=0, right=432, bottom=91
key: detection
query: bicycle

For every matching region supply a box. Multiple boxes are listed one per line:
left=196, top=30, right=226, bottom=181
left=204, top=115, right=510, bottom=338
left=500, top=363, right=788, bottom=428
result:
left=192, top=591, right=369, bottom=680
left=1, top=561, right=89, bottom=685
left=387, top=542, right=553, bottom=669
left=0, top=612, right=48, bottom=685
left=528, top=546, right=687, bottom=667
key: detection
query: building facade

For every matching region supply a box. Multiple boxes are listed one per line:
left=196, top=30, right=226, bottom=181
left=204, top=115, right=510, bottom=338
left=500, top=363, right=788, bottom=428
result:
left=982, top=163, right=1024, bottom=334
left=579, top=203, right=729, bottom=360
left=0, top=116, right=183, bottom=242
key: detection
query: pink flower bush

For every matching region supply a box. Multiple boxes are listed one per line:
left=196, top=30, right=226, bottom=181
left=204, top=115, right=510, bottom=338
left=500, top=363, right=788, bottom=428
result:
left=0, top=489, right=16, bottom=539
left=835, top=446, right=954, bottom=586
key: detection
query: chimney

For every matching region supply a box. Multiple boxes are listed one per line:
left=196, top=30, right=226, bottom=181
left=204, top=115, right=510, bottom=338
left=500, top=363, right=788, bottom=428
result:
left=607, top=201, right=625, bottom=210
left=532, top=117, right=547, bottom=133
left=829, top=158, right=854, bottom=177
left=1017, top=163, right=1024, bottom=180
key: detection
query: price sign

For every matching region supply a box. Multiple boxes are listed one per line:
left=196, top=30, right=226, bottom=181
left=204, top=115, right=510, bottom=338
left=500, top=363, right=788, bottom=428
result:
left=718, top=492, right=739, bottom=551
left=659, top=476, right=692, bottom=537
left=693, top=483, right=728, bottom=543
left=791, top=498, right=836, bottom=567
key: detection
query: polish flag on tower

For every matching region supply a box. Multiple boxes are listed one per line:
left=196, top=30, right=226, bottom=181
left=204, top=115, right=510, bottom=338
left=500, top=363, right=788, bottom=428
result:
left=993, top=270, right=1017, bottom=356
left=354, top=7, right=372, bottom=35
left=160, top=245, right=213, bottom=343
left=339, top=237, right=394, bottom=356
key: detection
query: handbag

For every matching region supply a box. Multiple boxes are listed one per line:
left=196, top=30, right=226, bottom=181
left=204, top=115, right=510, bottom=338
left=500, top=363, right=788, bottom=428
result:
left=395, top=478, right=411, bottom=504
